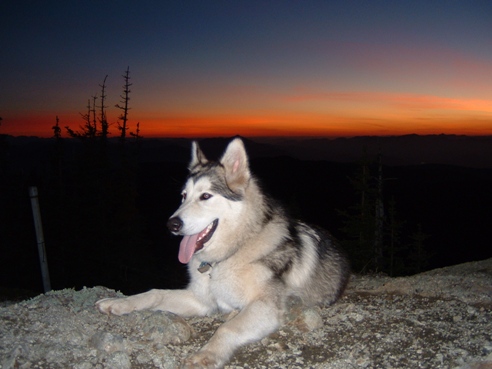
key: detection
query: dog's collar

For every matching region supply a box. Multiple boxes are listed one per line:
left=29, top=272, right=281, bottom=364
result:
left=198, top=261, right=213, bottom=274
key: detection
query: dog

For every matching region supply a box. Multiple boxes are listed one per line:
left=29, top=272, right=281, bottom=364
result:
left=96, top=138, right=350, bottom=368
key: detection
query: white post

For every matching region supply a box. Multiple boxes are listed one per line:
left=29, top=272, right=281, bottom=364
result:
left=29, top=186, right=51, bottom=293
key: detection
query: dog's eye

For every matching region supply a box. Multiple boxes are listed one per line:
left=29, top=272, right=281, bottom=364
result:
left=200, top=193, right=212, bottom=201
left=181, top=192, right=187, bottom=202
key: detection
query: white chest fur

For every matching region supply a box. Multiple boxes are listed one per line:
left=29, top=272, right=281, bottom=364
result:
left=190, top=258, right=271, bottom=314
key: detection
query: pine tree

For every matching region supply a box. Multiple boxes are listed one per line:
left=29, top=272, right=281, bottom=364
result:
left=340, top=147, right=400, bottom=274
left=340, top=147, right=378, bottom=273
left=374, top=149, right=385, bottom=271
left=408, top=224, right=431, bottom=274
left=386, top=196, right=405, bottom=276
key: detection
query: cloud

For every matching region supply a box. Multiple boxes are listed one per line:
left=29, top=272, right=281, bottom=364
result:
left=281, top=89, right=492, bottom=114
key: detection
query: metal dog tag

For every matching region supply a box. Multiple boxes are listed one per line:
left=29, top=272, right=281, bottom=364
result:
left=198, top=262, right=212, bottom=274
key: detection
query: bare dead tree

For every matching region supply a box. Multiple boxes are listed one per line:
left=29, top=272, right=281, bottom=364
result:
left=51, top=116, right=64, bottom=193
left=130, top=122, right=142, bottom=140
left=115, top=67, right=132, bottom=143
left=52, top=116, right=61, bottom=139
left=98, top=75, right=109, bottom=140
left=66, top=99, right=97, bottom=139
left=82, top=99, right=96, bottom=138
left=91, top=95, right=98, bottom=134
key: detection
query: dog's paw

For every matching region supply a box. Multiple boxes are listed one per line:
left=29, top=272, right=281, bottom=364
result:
left=181, top=350, right=225, bottom=369
left=95, top=297, right=134, bottom=316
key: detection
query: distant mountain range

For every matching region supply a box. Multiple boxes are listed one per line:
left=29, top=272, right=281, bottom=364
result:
left=242, top=135, right=492, bottom=168
left=2, top=134, right=492, bottom=168
left=101, top=134, right=492, bottom=168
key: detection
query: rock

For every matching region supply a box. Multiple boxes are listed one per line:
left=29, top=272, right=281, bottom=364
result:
left=89, top=331, right=125, bottom=353
left=133, top=310, right=192, bottom=344
left=0, top=259, right=491, bottom=368
left=106, top=351, right=132, bottom=369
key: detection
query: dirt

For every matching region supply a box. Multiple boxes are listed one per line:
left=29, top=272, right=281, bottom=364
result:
left=1, top=258, right=491, bottom=369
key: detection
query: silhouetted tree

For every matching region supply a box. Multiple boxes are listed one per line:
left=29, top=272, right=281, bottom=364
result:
left=61, top=76, right=115, bottom=287
left=98, top=75, right=109, bottom=141
left=91, top=95, right=97, bottom=134
left=64, top=75, right=111, bottom=173
left=386, top=196, right=405, bottom=276
left=340, top=148, right=378, bottom=273
left=407, top=224, right=431, bottom=274
left=130, top=121, right=142, bottom=140
left=51, top=116, right=64, bottom=189
left=52, top=116, right=61, bottom=139
left=340, top=147, right=410, bottom=275
left=0, top=117, right=7, bottom=175
left=115, top=67, right=131, bottom=144
left=65, top=98, right=97, bottom=139
left=374, top=149, right=384, bottom=271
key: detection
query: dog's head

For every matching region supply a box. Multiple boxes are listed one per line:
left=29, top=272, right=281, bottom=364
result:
left=167, top=138, right=251, bottom=264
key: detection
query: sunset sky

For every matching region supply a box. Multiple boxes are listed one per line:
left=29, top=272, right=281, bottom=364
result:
left=1, top=1, right=491, bottom=138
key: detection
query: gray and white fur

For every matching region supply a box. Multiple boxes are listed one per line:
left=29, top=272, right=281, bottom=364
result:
left=96, top=138, right=350, bottom=369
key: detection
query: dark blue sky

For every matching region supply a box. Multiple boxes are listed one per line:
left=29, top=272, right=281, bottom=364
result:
left=1, top=1, right=491, bottom=137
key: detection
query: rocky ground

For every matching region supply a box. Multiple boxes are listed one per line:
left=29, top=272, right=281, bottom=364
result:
left=1, top=258, right=491, bottom=369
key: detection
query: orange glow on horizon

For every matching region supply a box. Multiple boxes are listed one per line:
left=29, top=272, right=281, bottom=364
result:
left=140, top=118, right=492, bottom=138
left=2, top=90, right=492, bottom=139
left=2, top=113, right=492, bottom=139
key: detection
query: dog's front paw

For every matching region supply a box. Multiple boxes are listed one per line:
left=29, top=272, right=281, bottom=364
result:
left=181, top=350, right=225, bottom=369
left=95, top=297, right=134, bottom=316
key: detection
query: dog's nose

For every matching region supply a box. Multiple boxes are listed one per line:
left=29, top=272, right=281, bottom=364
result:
left=167, top=217, right=183, bottom=233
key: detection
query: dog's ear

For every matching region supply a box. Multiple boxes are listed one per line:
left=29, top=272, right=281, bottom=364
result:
left=220, top=138, right=250, bottom=192
left=188, top=141, right=208, bottom=171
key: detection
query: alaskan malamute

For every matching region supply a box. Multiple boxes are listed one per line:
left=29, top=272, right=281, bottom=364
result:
left=97, top=138, right=350, bottom=368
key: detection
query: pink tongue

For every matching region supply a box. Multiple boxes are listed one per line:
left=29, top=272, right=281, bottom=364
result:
left=178, top=234, right=199, bottom=264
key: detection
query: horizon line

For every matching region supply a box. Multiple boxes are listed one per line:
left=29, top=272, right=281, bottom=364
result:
left=3, top=132, right=492, bottom=140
